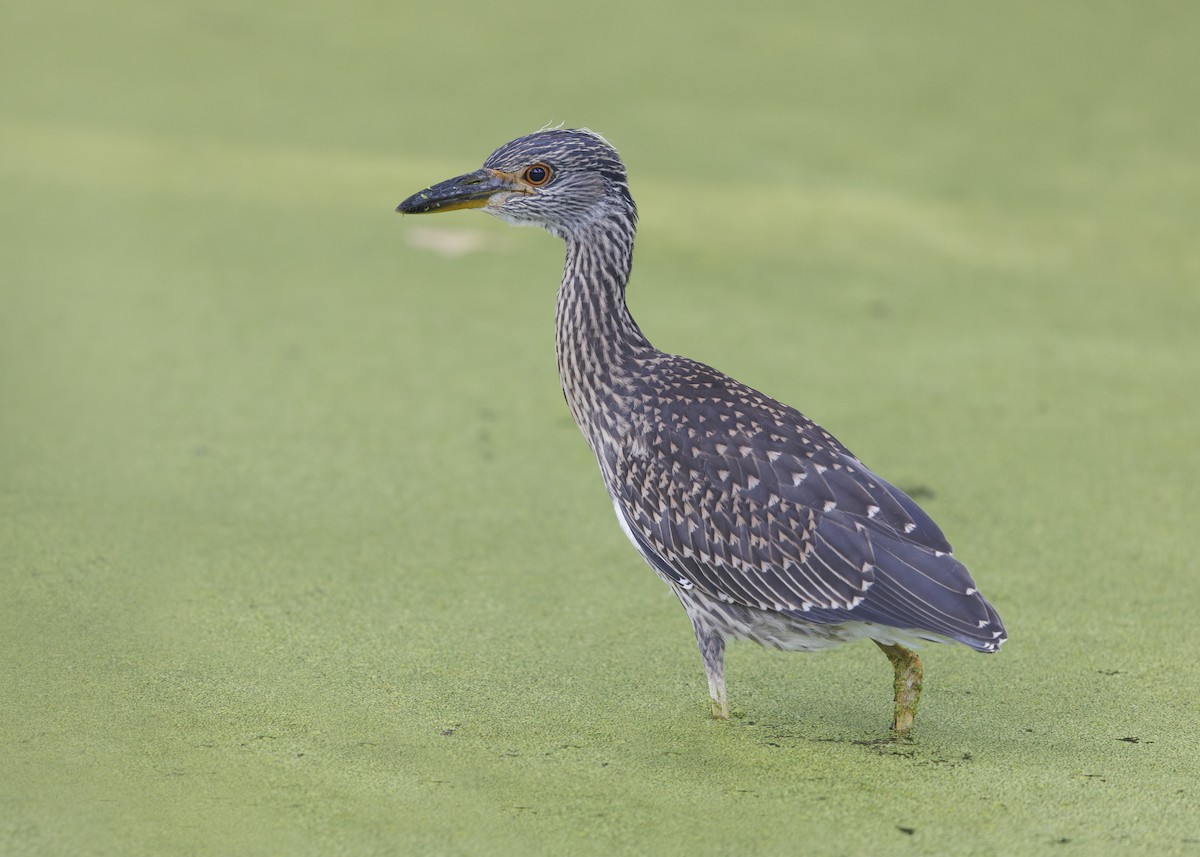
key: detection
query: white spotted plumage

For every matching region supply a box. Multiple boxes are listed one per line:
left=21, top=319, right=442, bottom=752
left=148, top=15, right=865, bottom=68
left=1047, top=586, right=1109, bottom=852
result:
left=398, top=127, right=1007, bottom=727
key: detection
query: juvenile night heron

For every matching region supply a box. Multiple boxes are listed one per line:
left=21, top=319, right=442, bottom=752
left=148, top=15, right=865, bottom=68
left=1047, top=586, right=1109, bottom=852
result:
left=397, top=128, right=1006, bottom=732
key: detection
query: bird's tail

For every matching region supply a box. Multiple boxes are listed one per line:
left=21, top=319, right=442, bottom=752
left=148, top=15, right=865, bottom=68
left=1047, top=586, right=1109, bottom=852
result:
left=846, top=534, right=1008, bottom=652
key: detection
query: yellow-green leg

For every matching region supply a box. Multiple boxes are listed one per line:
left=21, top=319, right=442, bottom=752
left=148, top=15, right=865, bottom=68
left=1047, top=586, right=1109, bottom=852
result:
left=875, top=642, right=923, bottom=733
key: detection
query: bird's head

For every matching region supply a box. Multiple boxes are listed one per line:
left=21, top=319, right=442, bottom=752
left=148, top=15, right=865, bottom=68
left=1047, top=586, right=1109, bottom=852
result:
left=396, top=128, right=636, bottom=239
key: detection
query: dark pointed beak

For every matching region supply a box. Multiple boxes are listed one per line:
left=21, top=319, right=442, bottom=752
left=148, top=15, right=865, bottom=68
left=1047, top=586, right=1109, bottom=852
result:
left=396, top=168, right=520, bottom=214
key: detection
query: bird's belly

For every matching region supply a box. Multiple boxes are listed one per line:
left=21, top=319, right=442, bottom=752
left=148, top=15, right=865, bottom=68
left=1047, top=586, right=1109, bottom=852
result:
left=679, top=592, right=863, bottom=651
left=674, top=587, right=933, bottom=653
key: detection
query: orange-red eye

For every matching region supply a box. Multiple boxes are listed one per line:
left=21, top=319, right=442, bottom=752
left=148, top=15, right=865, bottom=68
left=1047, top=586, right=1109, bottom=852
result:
left=523, top=163, right=552, bottom=186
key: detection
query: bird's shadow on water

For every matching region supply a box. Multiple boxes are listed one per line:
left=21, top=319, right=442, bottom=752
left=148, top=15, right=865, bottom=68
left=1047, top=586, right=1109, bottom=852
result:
left=734, top=717, right=894, bottom=750
left=753, top=729, right=979, bottom=770
left=718, top=708, right=980, bottom=767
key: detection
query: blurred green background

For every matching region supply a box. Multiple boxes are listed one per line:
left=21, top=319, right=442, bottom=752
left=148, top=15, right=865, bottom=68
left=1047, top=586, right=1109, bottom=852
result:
left=3, top=1, right=1199, bottom=855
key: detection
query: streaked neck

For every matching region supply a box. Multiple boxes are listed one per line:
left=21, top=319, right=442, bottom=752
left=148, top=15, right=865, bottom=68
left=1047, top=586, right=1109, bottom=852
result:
left=554, top=212, right=652, bottom=448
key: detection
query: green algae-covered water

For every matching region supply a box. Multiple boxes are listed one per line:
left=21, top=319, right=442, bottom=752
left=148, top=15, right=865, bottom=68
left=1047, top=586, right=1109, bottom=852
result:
left=3, top=2, right=1199, bottom=854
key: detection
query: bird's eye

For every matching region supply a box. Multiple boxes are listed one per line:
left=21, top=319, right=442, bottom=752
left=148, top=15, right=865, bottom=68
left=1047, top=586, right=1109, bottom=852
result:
left=523, top=164, right=552, bottom=186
